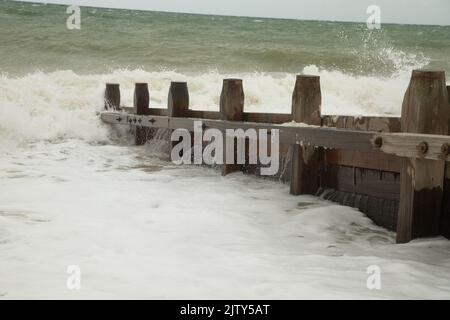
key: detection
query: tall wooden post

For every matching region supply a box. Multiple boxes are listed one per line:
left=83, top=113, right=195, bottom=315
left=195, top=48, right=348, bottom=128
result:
left=396, top=70, right=450, bottom=243
left=220, top=79, right=244, bottom=176
left=441, top=84, right=450, bottom=238
left=290, top=75, right=322, bottom=195
left=104, top=83, right=120, bottom=110
left=134, top=83, right=150, bottom=145
left=168, top=82, right=189, bottom=117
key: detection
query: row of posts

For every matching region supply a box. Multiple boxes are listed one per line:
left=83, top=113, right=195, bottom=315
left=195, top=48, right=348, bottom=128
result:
left=104, top=71, right=450, bottom=244
left=104, top=75, right=322, bottom=191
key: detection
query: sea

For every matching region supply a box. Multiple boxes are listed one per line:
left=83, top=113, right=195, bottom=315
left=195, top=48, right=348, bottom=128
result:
left=1, top=0, right=450, bottom=299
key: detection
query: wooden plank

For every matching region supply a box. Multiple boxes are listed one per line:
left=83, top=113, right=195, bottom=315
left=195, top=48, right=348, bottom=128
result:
left=396, top=70, right=450, bottom=243
left=101, top=111, right=450, bottom=160
left=326, top=149, right=401, bottom=173
left=243, top=112, right=292, bottom=124
left=322, top=165, right=400, bottom=201
left=148, top=108, right=167, bottom=117
left=376, top=132, right=450, bottom=161
left=290, top=75, right=323, bottom=195
left=101, top=113, right=169, bottom=128
left=186, top=110, right=220, bottom=120
left=322, top=116, right=401, bottom=132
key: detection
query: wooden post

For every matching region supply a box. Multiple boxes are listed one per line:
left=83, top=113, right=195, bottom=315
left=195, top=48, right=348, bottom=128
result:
left=104, top=83, right=120, bottom=110
left=134, top=83, right=150, bottom=145
left=168, top=82, right=189, bottom=117
left=396, top=70, right=450, bottom=243
left=290, top=75, right=322, bottom=195
left=168, top=82, right=190, bottom=153
left=220, top=79, right=244, bottom=176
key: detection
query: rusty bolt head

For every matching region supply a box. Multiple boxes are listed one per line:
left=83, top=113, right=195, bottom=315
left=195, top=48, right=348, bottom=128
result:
left=374, top=137, right=383, bottom=148
left=417, top=142, right=429, bottom=154
left=441, top=143, right=450, bottom=156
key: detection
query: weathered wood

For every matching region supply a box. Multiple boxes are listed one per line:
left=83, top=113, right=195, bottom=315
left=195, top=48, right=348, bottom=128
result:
left=147, top=108, right=168, bottom=117
left=186, top=110, right=220, bottom=120
left=290, top=75, right=323, bottom=195
left=441, top=179, right=450, bottom=238
left=396, top=70, right=450, bottom=243
left=104, top=83, right=120, bottom=110
left=326, top=150, right=401, bottom=173
left=134, top=83, right=150, bottom=145
left=442, top=85, right=450, bottom=238
left=101, top=113, right=169, bottom=129
left=167, top=82, right=190, bottom=153
left=168, top=82, right=189, bottom=117
left=101, top=112, right=450, bottom=160
left=220, top=79, right=245, bottom=175
left=243, top=112, right=292, bottom=124
left=322, top=116, right=401, bottom=132
left=376, top=131, right=450, bottom=161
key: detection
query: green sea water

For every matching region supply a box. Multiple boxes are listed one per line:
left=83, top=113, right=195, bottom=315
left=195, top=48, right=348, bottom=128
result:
left=1, top=0, right=450, bottom=77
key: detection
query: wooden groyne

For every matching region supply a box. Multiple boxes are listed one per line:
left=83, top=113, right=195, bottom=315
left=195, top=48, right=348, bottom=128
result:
left=101, top=70, right=450, bottom=244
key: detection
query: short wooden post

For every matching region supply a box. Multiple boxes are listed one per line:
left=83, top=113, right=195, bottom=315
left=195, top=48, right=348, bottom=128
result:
left=396, top=70, right=450, bottom=243
left=290, top=75, right=322, bottom=195
left=168, top=82, right=189, bottom=117
left=104, top=83, right=120, bottom=110
left=168, top=82, right=190, bottom=153
left=134, top=83, right=150, bottom=145
left=220, top=79, right=244, bottom=176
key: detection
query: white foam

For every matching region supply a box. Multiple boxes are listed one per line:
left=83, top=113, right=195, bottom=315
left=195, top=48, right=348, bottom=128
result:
left=0, top=141, right=449, bottom=299
left=1, top=66, right=424, bottom=146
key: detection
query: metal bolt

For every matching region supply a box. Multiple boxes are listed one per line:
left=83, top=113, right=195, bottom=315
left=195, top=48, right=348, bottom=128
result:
left=374, top=137, right=383, bottom=148
left=441, top=143, right=450, bottom=156
left=417, top=141, right=428, bottom=154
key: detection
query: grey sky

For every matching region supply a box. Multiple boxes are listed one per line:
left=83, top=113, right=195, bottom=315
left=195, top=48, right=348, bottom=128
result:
left=20, top=0, right=450, bottom=25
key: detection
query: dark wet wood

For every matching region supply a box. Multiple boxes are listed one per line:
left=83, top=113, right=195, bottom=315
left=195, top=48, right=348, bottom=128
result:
left=396, top=70, right=450, bottom=243
left=104, top=83, right=120, bottom=110
left=168, top=82, right=189, bottom=117
left=290, top=75, right=323, bottom=195
left=326, top=149, right=401, bottom=173
left=134, top=83, right=150, bottom=145
left=220, top=79, right=245, bottom=176
left=243, top=112, right=292, bottom=124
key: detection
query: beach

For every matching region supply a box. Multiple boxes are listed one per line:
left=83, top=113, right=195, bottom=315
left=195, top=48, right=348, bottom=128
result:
left=1, top=0, right=450, bottom=299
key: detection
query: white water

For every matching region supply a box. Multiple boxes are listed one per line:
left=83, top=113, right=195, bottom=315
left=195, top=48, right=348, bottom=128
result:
left=0, top=65, right=417, bottom=145
left=1, top=66, right=450, bottom=299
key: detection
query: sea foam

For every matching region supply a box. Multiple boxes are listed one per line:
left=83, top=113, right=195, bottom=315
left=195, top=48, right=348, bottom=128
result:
left=0, top=61, right=428, bottom=145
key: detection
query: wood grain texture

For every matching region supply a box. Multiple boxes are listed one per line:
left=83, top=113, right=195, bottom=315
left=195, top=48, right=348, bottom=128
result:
left=104, top=83, right=120, bottom=110
left=290, top=75, right=323, bottom=195
left=326, top=149, right=401, bottom=173
left=134, top=83, right=150, bottom=145
left=100, top=112, right=450, bottom=159
left=322, top=116, right=401, bottom=132
left=220, top=79, right=245, bottom=175
left=168, top=82, right=189, bottom=117
left=396, top=70, right=450, bottom=243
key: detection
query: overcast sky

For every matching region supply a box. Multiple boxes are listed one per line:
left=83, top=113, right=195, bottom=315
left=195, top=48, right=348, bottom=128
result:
left=20, top=0, right=450, bottom=25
